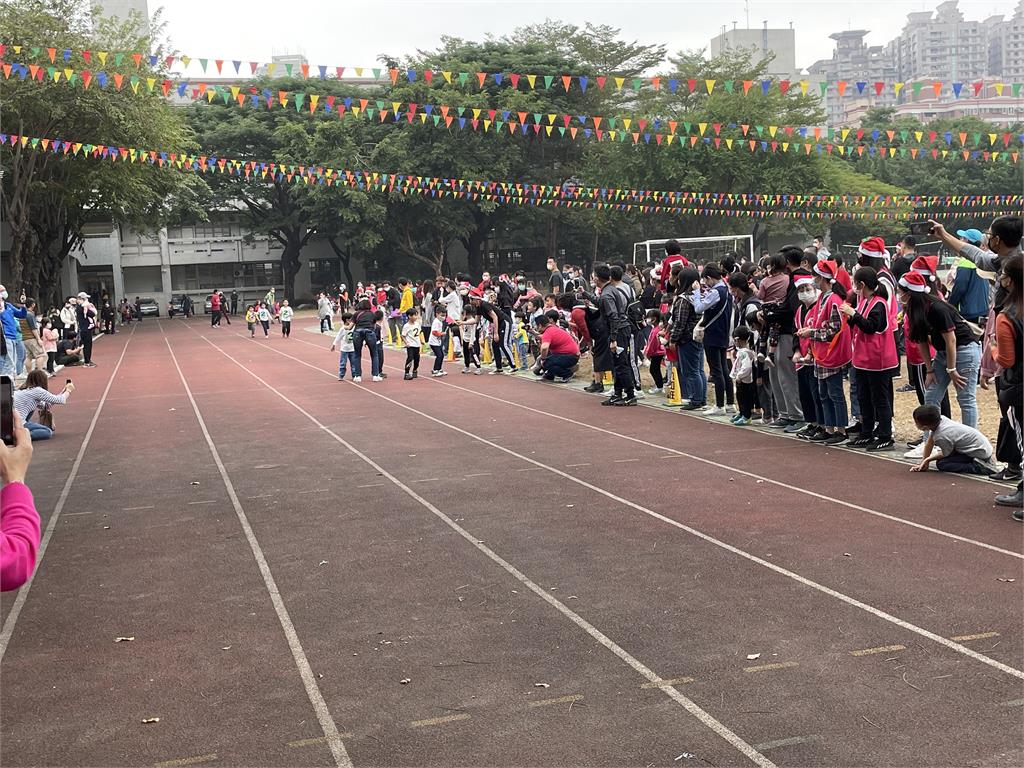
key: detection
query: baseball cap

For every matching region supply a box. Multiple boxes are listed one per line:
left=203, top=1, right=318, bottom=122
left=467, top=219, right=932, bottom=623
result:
left=956, top=228, right=984, bottom=245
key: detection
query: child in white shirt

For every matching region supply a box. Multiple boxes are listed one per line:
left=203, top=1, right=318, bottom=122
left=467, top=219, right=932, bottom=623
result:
left=429, top=313, right=447, bottom=376
left=458, top=306, right=483, bottom=374
left=330, top=313, right=358, bottom=380
left=256, top=303, right=271, bottom=337
left=279, top=300, right=294, bottom=338
left=730, top=326, right=756, bottom=426
left=402, top=309, right=422, bottom=380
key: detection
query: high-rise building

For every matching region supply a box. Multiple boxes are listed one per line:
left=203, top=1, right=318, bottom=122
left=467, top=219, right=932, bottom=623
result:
left=988, top=1, right=1024, bottom=81
left=95, top=0, right=150, bottom=32
left=807, top=30, right=898, bottom=127
left=709, top=24, right=796, bottom=79
left=887, top=1, right=989, bottom=83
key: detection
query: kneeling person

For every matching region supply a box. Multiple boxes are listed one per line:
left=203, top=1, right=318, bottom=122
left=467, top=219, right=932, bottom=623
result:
left=534, top=314, right=579, bottom=382
left=910, top=404, right=999, bottom=476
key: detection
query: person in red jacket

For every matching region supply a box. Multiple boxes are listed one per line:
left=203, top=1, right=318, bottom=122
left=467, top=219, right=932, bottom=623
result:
left=1, top=414, right=39, bottom=592
left=210, top=290, right=222, bottom=327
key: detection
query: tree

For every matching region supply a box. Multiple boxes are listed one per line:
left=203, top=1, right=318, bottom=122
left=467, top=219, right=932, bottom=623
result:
left=0, top=0, right=205, bottom=305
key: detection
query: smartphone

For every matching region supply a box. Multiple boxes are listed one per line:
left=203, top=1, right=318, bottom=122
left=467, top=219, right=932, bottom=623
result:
left=908, top=221, right=933, bottom=237
left=1, top=375, right=14, bottom=447
left=66, top=379, right=72, bottom=385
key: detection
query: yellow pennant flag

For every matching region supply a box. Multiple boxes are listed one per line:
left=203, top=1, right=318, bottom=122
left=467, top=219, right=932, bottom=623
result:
left=698, top=122, right=707, bottom=135
left=705, top=79, right=715, bottom=94
left=63, top=68, right=72, bottom=80
left=782, top=142, right=789, bottom=152
left=893, top=82, right=904, bottom=96
left=726, top=138, right=733, bottom=149
left=800, top=80, right=809, bottom=95
left=914, top=131, right=923, bottom=142
left=181, top=55, right=191, bottom=68
left=483, top=119, right=491, bottom=132
left=98, top=51, right=108, bottom=65
left=12, top=45, right=21, bottom=54
left=769, top=125, right=778, bottom=137
left=994, top=82, right=1004, bottom=96
left=267, top=63, right=277, bottom=76
left=547, top=113, right=556, bottom=125
left=614, top=76, right=625, bottom=90
left=989, top=133, right=997, bottom=146
left=355, top=67, right=364, bottom=76
left=309, top=94, right=320, bottom=111
left=442, top=71, right=452, bottom=83
left=146, top=77, right=156, bottom=91
left=130, top=79, right=140, bottom=94
left=526, top=74, right=536, bottom=88
left=942, top=150, right=949, bottom=159
left=840, top=128, right=850, bottom=142
left=206, top=90, right=216, bottom=103
left=544, top=125, right=553, bottom=136
left=623, top=118, right=632, bottom=130
left=472, top=107, right=482, bottom=119
left=666, top=134, right=675, bottom=145
left=51, top=69, right=61, bottom=82
left=392, top=101, right=400, bottom=116
left=609, top=130, right=617, bottom=141
left=889, top=147, right=897, bottom=157
left=231, top=85, right=241, bottom=99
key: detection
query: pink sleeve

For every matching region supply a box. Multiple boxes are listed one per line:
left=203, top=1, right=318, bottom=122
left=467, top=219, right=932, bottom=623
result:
left=1, top=482, right=41, bottom=592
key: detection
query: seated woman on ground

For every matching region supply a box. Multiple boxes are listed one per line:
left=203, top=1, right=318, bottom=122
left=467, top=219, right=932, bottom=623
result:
left=13, top=370, right=75, bottom=441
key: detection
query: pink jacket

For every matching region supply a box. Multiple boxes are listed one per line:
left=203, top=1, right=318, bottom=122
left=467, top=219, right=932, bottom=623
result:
left=1, top=483, right=40, bottom=591
left=644, top=325, right=666, bottom=358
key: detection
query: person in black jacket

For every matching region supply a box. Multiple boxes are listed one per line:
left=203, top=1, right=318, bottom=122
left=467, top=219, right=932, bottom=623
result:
left=594, top=264, right=636, bottom=406
left=759, top=247, right=807, bottom=430
left=667, top=267, right=704, bottom=409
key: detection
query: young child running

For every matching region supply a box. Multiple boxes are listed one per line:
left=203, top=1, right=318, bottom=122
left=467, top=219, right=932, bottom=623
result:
left=730, top=326, right=757, bottom=425
left=330, top=313, right=358, bottom=380
left=279, top=300, right=293, bottom=338
left=256, top=302, right=272, bottom=337
left=458, top=305, right=483, bottom=374
left=429, top=310, right=447, bottom=376
left=245, top=305, right=257, bottom=338
left=402, top=308, right=422, bottom=380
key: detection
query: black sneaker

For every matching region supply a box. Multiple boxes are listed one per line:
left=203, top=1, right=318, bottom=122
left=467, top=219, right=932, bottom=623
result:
left=866, top=438, right=895, bottom=452
left=1012, top=509, right=1023, bottom=522
left=615, top=396, right=638, bottom=407
left=403, top=373, right=413, bottom=380
left=808, top=430, right=832, bottom=442
left=584, top=382, right=604, bottom=393
left=906, top=437, right=923, bottom=448
left=995, top=490, right=1023, bottom=508
left=601, top=395, right=623, bottom=406
left=990, top=468, right=1022, bottom=483
left=847, top=422, right=862, bottom=435
left=769, top=418, right=793, bottom=429
left=848, top=436, right=874, bottom=447
left=680, top=402, right=705, bottom=411
left=896, top=384, right=915, bottom=393
left=795, top=424, right=819, bottom=439
left=822, top=433, right=848, bottom=446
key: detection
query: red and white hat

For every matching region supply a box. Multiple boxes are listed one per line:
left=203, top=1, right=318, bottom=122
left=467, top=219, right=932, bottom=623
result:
left=813, top=260, right=838, bottom=281
left=468, top=287, right=484, bottom=299
left=910, top=255, right=939, bottom=277
left=858, top=236, right=889, bottom=262
left=899, top=271, right=930, bottom=293
left=794, top=274, right=816, bottom=289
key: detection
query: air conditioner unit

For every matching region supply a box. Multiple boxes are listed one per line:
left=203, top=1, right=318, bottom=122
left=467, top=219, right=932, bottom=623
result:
left=233, top=269, right=243, bottom=278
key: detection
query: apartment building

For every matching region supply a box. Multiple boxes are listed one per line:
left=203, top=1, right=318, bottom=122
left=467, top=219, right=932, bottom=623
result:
left=709, top=24, right=797, bottom=79
left=807, top=30, right=899, bottom=127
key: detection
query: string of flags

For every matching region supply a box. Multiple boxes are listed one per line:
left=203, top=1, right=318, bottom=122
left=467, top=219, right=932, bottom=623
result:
left=3, top=132, right=1020, bottom=221
left=5, top=63, right=1020, bottom=163
left=6, top=42, right=1023, bottom=101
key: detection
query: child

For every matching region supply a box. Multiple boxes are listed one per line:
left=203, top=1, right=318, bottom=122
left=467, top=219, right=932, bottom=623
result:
left=458, top=306, right=483, bottom=374
left=402, top=308, right=422, bottom=380
left=643, top=309, right=666, bottom=394
left=256, top=302, right=271, bottom=337
left=279, top=300, right=293, bottom=338
left=730, top=326, right=757, bottom=425
left=792, top=275, right=824, bottom=439
left=41, top=318, right=59, bottom=374
left=245, top=305, right=257, bottom=338
left=910, top=404, right=998, bottom=475
left=515, top=317, right=530, bottom=371
left=429, top=310, right=447, bottom=376
left=330, top=313, right=358, bottom=381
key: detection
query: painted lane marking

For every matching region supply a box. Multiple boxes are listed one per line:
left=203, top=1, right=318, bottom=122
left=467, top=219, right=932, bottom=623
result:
left=744, top=661, right=799, bottom=674
left=153, top=754, right=218, bottom=768
left=950, top=632, right=1000, bottom=642
left=516, top=467, right=542, bottom=472
left=850, top=644, right=907, bottom=657
left=409, top=714, right=471, bottom=728
left=528, top=694, right=583, bottom=708
left=1000, top=698, right=1024, bottom=707
left=164, top=338, right=352, bottom=768
left=205, top=335, right=777, bottom=768
left=464, top=472, right=492, bottom=478
left=0, top=327, right=134, bottom=664
left=287, top=735, right=354, bottom=748
left=413, top=477, right=439, bottom=483
left=566, top=463, right=591, bottom=467
left=641, top=676, right=695, bottom=688
left=123, top=505, right=155, bottom=511
left=188, top=500, right=217, bottom=506
left=245, top=338, right=1024, bottom=683
left=356, top=483, right=385, bottom=489
left=754, top=736, right=822, bottom=752
left=613, top=458, right=640, bottom=463
left=296, top=489, right=329, bottom=495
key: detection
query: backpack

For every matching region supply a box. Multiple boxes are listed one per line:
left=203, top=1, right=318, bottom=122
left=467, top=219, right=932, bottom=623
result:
left=616, top=284, right=645, bottom=330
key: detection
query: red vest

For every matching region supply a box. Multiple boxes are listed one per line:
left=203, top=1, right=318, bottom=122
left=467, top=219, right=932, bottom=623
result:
left=852, top=295, right=898, bottom=371
left=795, top=302, right=817, bottom=364
left=811, top=292, right=853, bottom=369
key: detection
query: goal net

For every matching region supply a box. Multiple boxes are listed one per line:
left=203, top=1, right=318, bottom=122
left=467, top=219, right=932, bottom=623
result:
left=632, top=234, right=754, bottom=267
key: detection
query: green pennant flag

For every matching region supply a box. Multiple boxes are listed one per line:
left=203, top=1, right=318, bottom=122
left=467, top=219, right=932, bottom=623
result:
left=755, top=125, right=764, bottom=136
left=619, top=131, right=627, bottom=142
left=1013, top=83, right=1022, bottom=97
left=284, top=63, right=292, bottom=76
left=682, top=121, right=691, bottom=133
left=130, top=74, right=139, bottom=86
left=31, top=137, right=39, bottom=148
left=900, top=130, right=908, bottom=142
left=558, top=126, right=565, bottom=137
left=67, top=72, right=76, bottom=85
left=533, top=112, right=542, bottom=125
left=295, top=93, right=306, bottom=111
left=433, top=115, right=440, bottom=126
left=899, top=147, right=907, bottom=157
left=496, top=121, right=505, bottom=132
left=375, top=99, right=385, bottom=110
left=458, top=106, right=466, bottom=117
left=608, top=117, right=617, bottom=129
left=458, top=72, right=469, bottom=86
left=30, top=46, right=40, bottom=57
left=114, top=52, right=124, bottom=66
left=826, top=127, right=834, bottom=140
left=912, top=82, right=924, bottom=96
left=724, top=80, right=734, bottom=93
left=632, top=77, right=642, bottom=90
left=371, top=67, right=380, bottom=79
left=221, top=91, right=230, bottom=104
left=366, top=108, right=377, bottom=118
left=543, top=74, right=554, bottom=89
left=819, top=81, right=828, bottom=96
left=47, top=66, right=55, bottom=78
left=973, top=131, right=982, bottom=146
left=199, top=58, right=208, bottom=72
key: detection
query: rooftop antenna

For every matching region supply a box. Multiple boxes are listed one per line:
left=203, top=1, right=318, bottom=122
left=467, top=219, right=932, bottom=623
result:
left=745, top=0, right=750, bottom=28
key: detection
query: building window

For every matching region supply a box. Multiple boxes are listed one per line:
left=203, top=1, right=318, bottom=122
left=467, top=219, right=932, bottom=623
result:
left=192, top=222, right=234, bottom=239
left=308, top=259, right=341, bottom=288
left=240, top=262, right=282, bottom=287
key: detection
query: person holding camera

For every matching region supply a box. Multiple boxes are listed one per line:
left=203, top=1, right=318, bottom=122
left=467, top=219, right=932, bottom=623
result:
left=0, top=413, right=38, bottom=591
left=14, top=371, right=74, bottom=441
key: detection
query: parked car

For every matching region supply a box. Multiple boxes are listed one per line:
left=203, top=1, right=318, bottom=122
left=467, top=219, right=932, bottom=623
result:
left=204, top=294, right=214, bottom=314
left=168, top=295, right=186, bottom=316
left=137, top=297, right=160, bottom=317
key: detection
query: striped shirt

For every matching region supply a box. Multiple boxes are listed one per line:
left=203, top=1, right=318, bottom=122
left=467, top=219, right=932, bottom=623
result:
left=13, top=387, right=68, bottom=420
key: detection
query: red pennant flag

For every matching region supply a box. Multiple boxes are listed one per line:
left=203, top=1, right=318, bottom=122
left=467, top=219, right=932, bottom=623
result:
left=972, top=81, right=983, bottom=97
left=595, top=129, right=603, bottom=140
left=113, top=72, right=124, bottom=90
left=650, top=77, right=661, bottom=90
left=687, top=78, right=697, bottom=93
left=488, top=109, right=497, bottom=121
left=440, top=105, right=449, bottom=118
left=933, top=82, right=943, bottom=97
left=389, top=68, right=399, bottom=85
left=596, top=75, right=606, bottom=89
left=82, top=50, right=91, bottom=63
left=873, top=82, right=884, bottom=96
left=886, top=130, right=895, bottom=141
left=593, top=116, right=602, bottom=129
left=165, top=55, right=174, bottom=68
left=779, top=80, right=790, bottom=95
left=215, top=59, right=224, bottom=73
left=132, top=52, right=142, bottom=68
left=856, top=129, right=864, bottom=141
left=668, top=120, right=677, bottom=134
left=562, top=114, right=571, bottom=127
left=424, top=69, right=433, bottom=84
left=656, top=134, right=664, bottom=145
left=336, top=66, right=345, bottom=78
left=740, top=124, right=749, bottom=136
left=250, top=62, right=259, bottom=74
left=712, top=123, right=721, bottom=136
left=638, top=119, right=647, bottom=132
left=836, top=81, right=848, bottom=96
left=742, top=80, right=753, bottom=94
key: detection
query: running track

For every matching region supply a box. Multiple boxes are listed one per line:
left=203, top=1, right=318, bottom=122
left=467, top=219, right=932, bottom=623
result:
left=1, top=317, right=1021, bottom=767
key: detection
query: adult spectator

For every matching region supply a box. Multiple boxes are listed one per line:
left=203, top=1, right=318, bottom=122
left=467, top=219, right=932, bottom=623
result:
left=991, top=253, right=1023, bottom=513
left=547, top=258, right=565, bottom=295
left=55, top=336, right=83, bottom=368
left=929, top=215, right=1022, bottom=302
left=0, top=413, right=39, bottom=591
left=210, top=290, right=222, bottom=327
left=14, top=370, right=74, bottom=441
left=692, top=264, right=734, bottom=416
left=760, top=247, right=807, bottom=431
left=0, top=286, right=29, bottom=378
left=230, top=289, right=239, bottom=315
left=946, top=228, right=991, bottom=325
left=351, top=299, right=382, bottom=382
left=534, top=314, right=580, bottom=382
left=73, top=293, right=97, bottom=367
left=59, top=298, right=77, bottom=339
left=218, top=291, right=231, bottom=326
left=594, top=263, right=636, bottom=406
left=668, top=266, right=705, bottom=410
left=20, top=300, right=46, bottom=375
left=317, top=292, right=335, bottom=333
left=890, top=236, right=917, bottom=282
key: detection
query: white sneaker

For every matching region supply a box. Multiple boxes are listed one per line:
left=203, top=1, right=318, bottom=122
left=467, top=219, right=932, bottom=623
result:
left=474, top=368, right=483, bottom=375
left=703, top=406, right=726, bottom=416
left=461, top=368, right=471, bottom=374
left=903, top=445, right=926, bottom=459
left=725, top=405, right=737, bottom=415
left=53, top=364, right=64, bottom=373
left=647, top=387, right=663, bottom=395
left=372, top=375, right=383, bottom=382
left=352, top=376, right=362, bottom=382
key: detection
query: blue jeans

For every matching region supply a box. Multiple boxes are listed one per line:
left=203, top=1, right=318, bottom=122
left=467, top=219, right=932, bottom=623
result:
left=543, top=353, right=579, bottom=379
left=0, top=338, right=15, bottom=377
left=817, top=371, right=849, bottom=428
left=926, top=343, right=981, bottom=429
left=26, top=421, right=52, bottom=441
left=679, top=341, right=706, bottom=406
left=337, top=350, right=357, bottom=379
left=14, top=339, right=25, bottom=376
left=351, top=328, right=380, bottom=378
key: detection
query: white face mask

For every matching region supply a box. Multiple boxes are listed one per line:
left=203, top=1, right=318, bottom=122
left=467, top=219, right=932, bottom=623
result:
left=0, top=291, right=7, bottom=300
left=798, top=288, right=820, bottom=304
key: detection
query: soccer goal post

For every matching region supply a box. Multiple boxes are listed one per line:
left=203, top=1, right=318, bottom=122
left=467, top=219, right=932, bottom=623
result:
left=632, top=234, right=754, bottom=266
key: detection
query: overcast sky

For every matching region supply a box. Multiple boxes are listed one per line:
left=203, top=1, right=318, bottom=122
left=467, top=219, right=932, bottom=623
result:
left=150, top=0, right=1019, bottom=74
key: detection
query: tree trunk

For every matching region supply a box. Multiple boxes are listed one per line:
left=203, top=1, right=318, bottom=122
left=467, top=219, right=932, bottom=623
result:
left=463, top=227, right=487, bottom=277
left=546, top=218, right=558, bottom=260
left=281, top=230, right=303, bottom=301
left=326, top=236, right=356, bottom=290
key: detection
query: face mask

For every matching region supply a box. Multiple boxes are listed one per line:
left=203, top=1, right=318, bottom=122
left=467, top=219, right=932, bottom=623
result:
left=898, top=292, right=909, bottom=306
left=517, top=282, right=526, bottom=290
left=0, top=291, right=7, bottom=300
left=798, top=289, right=819, bottom=304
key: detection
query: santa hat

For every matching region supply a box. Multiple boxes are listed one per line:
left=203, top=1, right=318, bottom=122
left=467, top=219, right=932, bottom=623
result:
left=468, top=287, right=484, bottom=299
left=794, top=274, right=816, bottom=289
left=813, top=260, right=838, bottom=281
left=899, top=272, right=931, bottom=293
left=910, top=255, right=939, bottom=277
left=858, top=237, right=889, bottom=262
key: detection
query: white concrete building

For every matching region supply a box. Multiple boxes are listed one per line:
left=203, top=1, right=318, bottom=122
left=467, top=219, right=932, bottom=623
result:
left=709, top=24, right=797, bottom=79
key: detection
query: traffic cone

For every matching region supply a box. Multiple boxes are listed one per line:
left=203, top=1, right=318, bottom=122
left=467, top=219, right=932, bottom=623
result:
left=664, top=366, right=683, bottom=406
left=603, top=370, right=613, bottom=386
left=447, top=334, right=455, bottom=361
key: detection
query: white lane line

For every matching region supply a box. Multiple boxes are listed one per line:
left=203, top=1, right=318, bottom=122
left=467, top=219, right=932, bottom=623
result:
left=297, top=489, right=329, bottom=495
left=754, top=735, right=822, bottom=752
left=744, top=661, right=799, bottom=674
left=413, top=477, right=439, bottom=483
left=188, top=500, right=217, bottom=506
left=243, top=339, right=1024, bottom=683
left=850, top=644, right=906, bottom=657
left=1000, top=698, right=1024, bottom=707
left=516, top=467, right=542, bottom=472
left=950, top=632, right=999, bottom=642
left=153, top=754, right=218, bottom=768
left=355, top=483, right=385, bottom=489
left=123, top=505, right=155, bottom=511
left=409, top=713, right=471, bottom=728
left=641, top=676, right=695, bottom=689
left=613, top=458, right=640, bottom=463
left=203, top=335, right=776, bottom=768
left=528, top=694, right=584, bottom=708
left=566, top=463, right=591, bottom=468
left=163, top=338, right=352, bottom=768
left=465, top=472, right=492, bottom=478
left=0, top=327, right=135, bottom=664
left=406, top=367, right=1022, bottom=561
